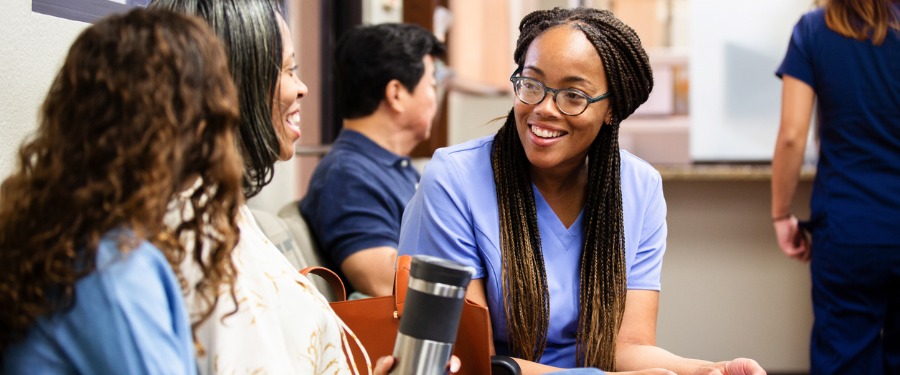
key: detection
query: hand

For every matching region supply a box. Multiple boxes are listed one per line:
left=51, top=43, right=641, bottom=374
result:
left=695, top=358, right=766, bottom=375
left=610, top=369, right=675, bottom=375
left=773, top=215, right=810, bottom=262
left=373, top=356, right=394, bottom=375
left=723, top=358, right=766, bottom=375
left=372, top=355, right=461, bottom=375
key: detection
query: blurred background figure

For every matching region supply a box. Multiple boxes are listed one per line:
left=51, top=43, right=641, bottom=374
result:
left=301, top=22, right=445, bottom=298
left=772, top=0, right=900, bottom=373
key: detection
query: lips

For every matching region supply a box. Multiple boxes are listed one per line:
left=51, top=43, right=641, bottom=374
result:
left=285, top=111, right=301, bottom=137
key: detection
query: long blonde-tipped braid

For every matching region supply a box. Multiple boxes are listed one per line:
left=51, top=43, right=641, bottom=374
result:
left=577, top=121, right=626, bottom=370
left=491, top=111, right=551, bottom=361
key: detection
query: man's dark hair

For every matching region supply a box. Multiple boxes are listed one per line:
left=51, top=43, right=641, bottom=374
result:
left=334, top=23, right=445, bottom=119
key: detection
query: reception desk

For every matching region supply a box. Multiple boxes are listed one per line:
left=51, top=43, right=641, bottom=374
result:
left=655, top=164, right=814, bottom=374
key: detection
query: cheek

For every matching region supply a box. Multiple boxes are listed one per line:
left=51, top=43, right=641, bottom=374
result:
left=424, top=88, right=437, bottom=108
left=279, top=78, right=294, bottom=107
left=513, top=102, right=530, bottom=125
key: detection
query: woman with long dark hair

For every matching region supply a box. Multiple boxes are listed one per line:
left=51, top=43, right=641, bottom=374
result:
left=148, top=1, right=422, bottom=374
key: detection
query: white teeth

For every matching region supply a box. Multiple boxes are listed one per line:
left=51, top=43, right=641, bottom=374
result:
left=288, top=112, right=300, bottom=126
left=532, top=126, right=562, bottom=138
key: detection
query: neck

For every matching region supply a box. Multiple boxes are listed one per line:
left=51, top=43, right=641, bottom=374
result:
left=343, top=113, right=420, bottom=156
left=530, top=159, right=588, bottom=228
left=530, top=159, right=588, bottom=196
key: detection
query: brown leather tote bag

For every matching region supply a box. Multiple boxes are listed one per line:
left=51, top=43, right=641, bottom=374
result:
left=301, top=255, right=493, bottom=375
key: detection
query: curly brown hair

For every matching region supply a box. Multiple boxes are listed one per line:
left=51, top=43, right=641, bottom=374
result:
left=0, top=8, right=244, bottom=352
left=491, top=7, right=653, bottom=370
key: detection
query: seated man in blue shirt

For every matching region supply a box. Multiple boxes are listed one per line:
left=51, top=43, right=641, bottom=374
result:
left=300, top=23, right=445, bottom=297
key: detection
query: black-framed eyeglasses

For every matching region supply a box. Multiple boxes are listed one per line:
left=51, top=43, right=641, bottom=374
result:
left=509, top=74, right=611, bottom=116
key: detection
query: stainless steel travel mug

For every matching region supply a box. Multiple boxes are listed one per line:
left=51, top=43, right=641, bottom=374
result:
left=390, top=255, right=473, bottom=375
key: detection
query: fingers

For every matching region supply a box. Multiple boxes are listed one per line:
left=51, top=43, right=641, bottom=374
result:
left=448, top=355, right=461, bottom=373
left=724, top=358, right=767, bottom=375
left=374, top=355, right=458, bottom=375
left=373, top=356, right=395, bottom=375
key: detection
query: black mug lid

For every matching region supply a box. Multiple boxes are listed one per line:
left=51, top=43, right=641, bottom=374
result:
left=409, top=255, right=474, bottom=287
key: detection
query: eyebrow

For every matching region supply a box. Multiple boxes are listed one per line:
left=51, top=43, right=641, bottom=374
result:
left=283, top=52, right=296, bottom=67
left=523, top=65, right=595, bottom=88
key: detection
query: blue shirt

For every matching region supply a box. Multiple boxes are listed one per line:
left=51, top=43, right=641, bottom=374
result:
left=398, top=136, right=666, bottom=368
left=3, top=232, right=196, bottom=375
left=301, top=129, right=420, bottom=290
left=776, top=7, right=900, bottom=245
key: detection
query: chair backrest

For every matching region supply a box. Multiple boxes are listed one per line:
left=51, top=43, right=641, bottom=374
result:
left=249, top=207, right=336, bottom=301
left=275, top=201, right=337, bottom=301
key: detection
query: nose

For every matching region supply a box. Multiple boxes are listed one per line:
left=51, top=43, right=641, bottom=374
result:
left=533, top=90, right=561, bottom=117
left=295, top=76, right=308, bottom=99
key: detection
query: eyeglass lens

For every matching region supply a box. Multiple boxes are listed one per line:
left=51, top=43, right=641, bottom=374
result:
left=513, top=77, right=589, bottom=115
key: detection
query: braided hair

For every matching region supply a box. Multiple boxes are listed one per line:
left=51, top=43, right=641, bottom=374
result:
left=490, top=7, right=653, bottom=370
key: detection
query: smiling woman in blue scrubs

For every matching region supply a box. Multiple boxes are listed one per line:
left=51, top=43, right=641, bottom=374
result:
left=399, top=7, right=766, bottom=375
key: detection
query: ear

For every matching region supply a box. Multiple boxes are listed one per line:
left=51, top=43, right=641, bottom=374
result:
left=604, top=109, right=613, bottom=124
left=384, top=79, right=406, bottom=113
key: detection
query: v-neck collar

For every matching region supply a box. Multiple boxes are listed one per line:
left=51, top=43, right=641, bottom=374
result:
left=533, top=185, right=584, bottom=252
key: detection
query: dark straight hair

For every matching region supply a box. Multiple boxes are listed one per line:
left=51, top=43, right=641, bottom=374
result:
left=149, top=0, right=286, bottom=198
left=333, top=23, right=445, bottom=119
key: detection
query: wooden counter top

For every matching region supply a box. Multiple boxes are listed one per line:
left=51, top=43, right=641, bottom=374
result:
left=655, top=163, right=816, bottom=182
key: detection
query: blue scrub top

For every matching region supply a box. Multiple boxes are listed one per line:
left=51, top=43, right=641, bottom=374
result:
left=3, top=232, right=196, bottom=375
left=399, top=135, right=666, bottom=368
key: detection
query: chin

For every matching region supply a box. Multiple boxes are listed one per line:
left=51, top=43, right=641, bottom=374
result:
left=279, top=148, right=294, bottom=161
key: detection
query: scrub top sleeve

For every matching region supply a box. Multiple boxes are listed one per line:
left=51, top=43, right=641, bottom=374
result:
left=776, top=14, right=816, bottom=89
left=92, top=243, right=195, bottom=375
left=628, top=174, right=667, bottom=291
left=399, top=150, right=485, bottom=278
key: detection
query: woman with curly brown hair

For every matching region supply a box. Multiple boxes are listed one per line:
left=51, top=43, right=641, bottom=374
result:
left=0, top=8, right=243, bottom=374
left=400, top=7, right=765, bottom=375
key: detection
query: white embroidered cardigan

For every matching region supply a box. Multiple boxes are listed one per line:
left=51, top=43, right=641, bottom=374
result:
left=181, top=205, right=364, bottom=375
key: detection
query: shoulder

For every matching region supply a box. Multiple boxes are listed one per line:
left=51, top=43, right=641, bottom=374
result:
left=429, top=135, right=495, bottom=173
left=619, top=149, right=661, bottom=185
left=802, top=7, right=826, bottom=24
left=93, top=235, right=182, bottom=315
left=417, top=135, right=496, bottom=194
left=95, top=233, right=174, bottom=284
left=309, top=148, right=378, bottom=192
left=436, top=135, right=494, bottom=157
left=795, top=7, right=827, bottom=34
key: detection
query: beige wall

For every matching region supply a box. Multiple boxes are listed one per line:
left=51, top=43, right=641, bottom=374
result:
left=659, top=180, right=813, bottom=372
left=0, top=2, right=88, bottom=181
left=0, top=1, right=299, bottom=214
left=448, top=0, right=512, bottom=90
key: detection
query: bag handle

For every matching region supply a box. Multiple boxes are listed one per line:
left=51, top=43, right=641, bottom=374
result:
left=393, top=255, right=412, bottom=318
left=300, top=266, right=347, bottom=302
left=300, top=256, right=413, bottom=309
